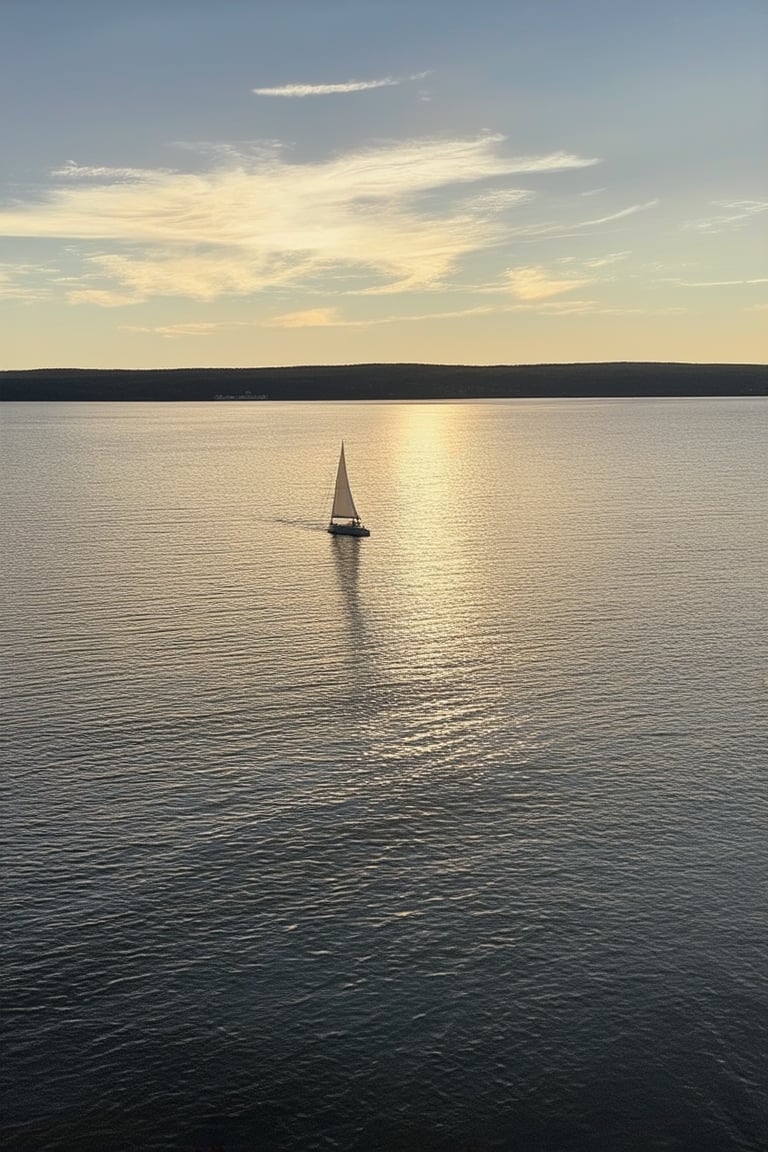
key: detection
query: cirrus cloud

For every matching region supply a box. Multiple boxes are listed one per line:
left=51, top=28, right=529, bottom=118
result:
left=683, top=200, right=768, bottom=233
left=270, top=307, right=342, bottom=327
left=506, top=265, right=592, bottom=300
left=253, top=77, right=400, bottom=97
left=252, top=72, right=431, bottom=97
left=0, top=136, right=599, bottom=305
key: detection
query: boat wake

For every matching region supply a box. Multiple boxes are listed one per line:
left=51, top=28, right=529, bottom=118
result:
left=272, top=516, right=327, bottom=533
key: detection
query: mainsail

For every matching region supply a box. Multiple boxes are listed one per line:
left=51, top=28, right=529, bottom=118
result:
left=331, top=442, right=360, bottom=521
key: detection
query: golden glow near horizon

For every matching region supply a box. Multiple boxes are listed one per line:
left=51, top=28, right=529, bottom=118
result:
left=1, top=3, right=766, bottom=368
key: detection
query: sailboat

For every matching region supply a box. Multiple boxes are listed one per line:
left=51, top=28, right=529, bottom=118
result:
left=327, top=442, right=370, bottom=537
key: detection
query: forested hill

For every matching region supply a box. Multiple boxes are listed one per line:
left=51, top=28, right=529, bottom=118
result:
left=1, top=362, right=765, bottom=402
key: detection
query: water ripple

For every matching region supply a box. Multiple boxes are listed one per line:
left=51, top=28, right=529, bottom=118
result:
left=1, top=399, right=767, bottom=1151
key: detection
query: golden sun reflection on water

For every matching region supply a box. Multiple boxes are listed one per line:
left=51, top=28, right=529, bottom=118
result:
left=346, top=403, right=542, bottom=777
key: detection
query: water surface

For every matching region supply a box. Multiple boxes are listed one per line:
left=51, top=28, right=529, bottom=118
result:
left=1, top=399, right=766, bottom=1151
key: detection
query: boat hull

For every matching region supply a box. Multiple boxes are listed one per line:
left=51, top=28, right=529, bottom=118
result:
left=328, top=522, right=370, bottom=537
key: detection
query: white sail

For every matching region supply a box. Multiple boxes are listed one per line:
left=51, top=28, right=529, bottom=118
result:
left=331, top=442, right=359, bottom=520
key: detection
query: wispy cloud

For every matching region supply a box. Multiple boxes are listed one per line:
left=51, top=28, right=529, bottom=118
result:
left=558, top=251, right=631, bottom=269
left=464, top=188, right=534, bottom=213
left=68, top=287, right=141, bottom=307
left=119, top=295, right=691, bottom=339
left=506, top=265, right=592, bottom=300
left=506, top=199, right=658, bottom=240
left=251, top=73, right=427, bottom=98
left=121, top=321, right=224, bottom=337
left=0, top=261, right=54, bottom=301
left=683, top=199, right=768, bottom=233
left=574, top=200, right=659, bottom=227
left=0, top=136, right=599, bottom=305
left=581, top=251, right=632, bottom=268
left=265, top=302, right=582, bottom=328
left=661, top=276, right=768, bottom=287
left=265, top=298, right=688, bottom=326
left=270, top=307, right=342, bottom=327
left=51, top=163, right=163, bottom=182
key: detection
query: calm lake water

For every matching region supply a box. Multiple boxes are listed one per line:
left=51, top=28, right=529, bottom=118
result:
left=1, top=398, right=766, bottom=1152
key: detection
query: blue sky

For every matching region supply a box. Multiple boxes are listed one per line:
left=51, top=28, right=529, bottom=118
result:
left=1, top=0, right=765, bottom=368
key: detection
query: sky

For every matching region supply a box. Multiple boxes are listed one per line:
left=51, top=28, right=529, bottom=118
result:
left=1, top=0, right=766, bottom=369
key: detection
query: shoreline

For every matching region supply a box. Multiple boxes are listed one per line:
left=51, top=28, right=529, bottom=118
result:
left=1, top=361, right=765, bottom=402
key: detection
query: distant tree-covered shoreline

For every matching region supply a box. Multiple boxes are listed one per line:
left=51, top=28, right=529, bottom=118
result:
left=1, top=362, right=765, bottom=402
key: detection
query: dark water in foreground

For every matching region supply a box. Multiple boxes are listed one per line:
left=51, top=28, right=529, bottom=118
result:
left=1, top=399, right=766, bottom=1151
